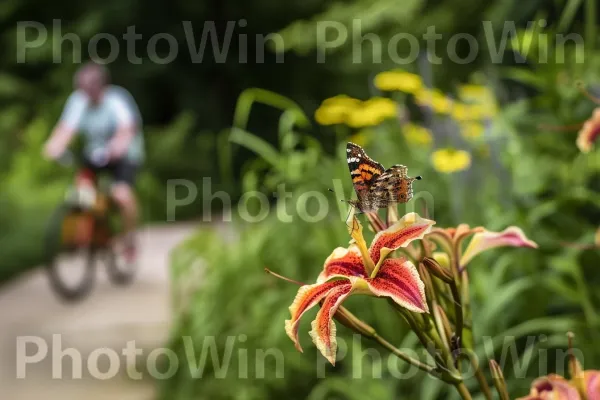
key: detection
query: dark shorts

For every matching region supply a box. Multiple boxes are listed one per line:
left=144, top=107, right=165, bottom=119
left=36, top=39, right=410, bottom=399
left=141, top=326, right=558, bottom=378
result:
left=82, top=157, right=139, bottom=186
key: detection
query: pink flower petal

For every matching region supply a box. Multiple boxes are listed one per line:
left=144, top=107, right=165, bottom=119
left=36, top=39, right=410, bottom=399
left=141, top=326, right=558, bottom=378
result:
left=518, top=374, right=581, bottom=400
left=285, top=279, right=351, bottom=352
left=308, top=283, right=353, bottom=365
left=367, top=258, right=429, bottom=313
left=585, top=370, right=600, bottom=400
left=369, top=213, right=435, bottom=265
left=577, top=109, right=600, bottom=153
left=460, top=226, right=538, bottom=266
left=318, top=246, right=367, bottom=283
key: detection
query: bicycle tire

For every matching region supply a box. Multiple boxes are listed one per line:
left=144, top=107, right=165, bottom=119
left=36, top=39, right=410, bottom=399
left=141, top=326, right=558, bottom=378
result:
left=105, top=246, right=137, bottom=286
left=44, top=204, right=97, bottom=301
left=100, top=203, right=137, bottom=286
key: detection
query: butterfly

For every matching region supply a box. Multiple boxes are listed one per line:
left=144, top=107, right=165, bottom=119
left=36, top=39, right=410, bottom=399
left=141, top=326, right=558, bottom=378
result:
left=345, top=142, right=421, bottom=213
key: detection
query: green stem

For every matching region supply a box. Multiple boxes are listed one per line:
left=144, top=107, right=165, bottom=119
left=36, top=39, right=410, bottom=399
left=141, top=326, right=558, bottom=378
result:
left=371, top=332, right=437, bottom=376
left=472, top=358, right=493, bottom=400
left=449, top=280, right=464, bottom=344
left=461, top=270, right=474, bottom=349
left=390, top=301, right=462, bottom=383
left=586, top=0, right=596, bottom=52
left=454, top=382, right=473, bottom=400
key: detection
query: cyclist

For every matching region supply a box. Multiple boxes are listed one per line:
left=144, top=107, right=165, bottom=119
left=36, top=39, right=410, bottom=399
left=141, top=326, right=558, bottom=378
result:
left=43, top=61, right=144, bottom=263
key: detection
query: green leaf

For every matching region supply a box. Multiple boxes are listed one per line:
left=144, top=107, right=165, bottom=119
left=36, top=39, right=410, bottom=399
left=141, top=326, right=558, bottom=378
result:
left=229, top=127, right=281, bottom=168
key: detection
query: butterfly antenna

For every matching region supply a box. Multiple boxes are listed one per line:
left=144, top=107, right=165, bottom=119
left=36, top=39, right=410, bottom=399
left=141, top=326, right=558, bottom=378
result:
left=329, top=188, right=350, bottom=204
left=576, top=80, right=600, bottom=105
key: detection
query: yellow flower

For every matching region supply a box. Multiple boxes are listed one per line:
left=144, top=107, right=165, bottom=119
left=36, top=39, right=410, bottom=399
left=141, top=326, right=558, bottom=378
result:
left=315, top=95, right=360, bottom=125
left=595, top=227, right=600, bottom=247
left=347, top=97, right=398, bottom=128
left=346, top=108, right=382, bottom=128
left=415, top=89, right=453, bottom=114
left=315, top=95, right=398, bottom=128
left=363, top=97, right=397, bottom=118
left=322, top=95, right=362, bottom=108
left=431, top=148, right=471, bottom=173
left=460, top=121, right=485, bottom=140
left=458, top=85, right=492, bottom=102
left=374, top=70, right=423, bottom=94
left=403, top=123, right=433, bottom=146
left=451, top=103, right=475, bottom=121
left=457, top=85, right=498, bottom=119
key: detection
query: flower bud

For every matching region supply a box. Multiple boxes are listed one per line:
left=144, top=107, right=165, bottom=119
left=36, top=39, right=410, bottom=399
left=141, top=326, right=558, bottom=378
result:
left=334, top=306, right=376, bottom=339
left=423, top=257, right=454, bottom=283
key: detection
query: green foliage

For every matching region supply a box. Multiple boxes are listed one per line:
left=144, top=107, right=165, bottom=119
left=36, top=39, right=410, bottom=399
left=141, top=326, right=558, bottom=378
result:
left=165, top=20, right=600, bottom=399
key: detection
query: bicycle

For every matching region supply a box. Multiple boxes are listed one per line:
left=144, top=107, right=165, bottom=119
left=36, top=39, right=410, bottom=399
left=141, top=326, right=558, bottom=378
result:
left=44, top=149, right=137, bottom=301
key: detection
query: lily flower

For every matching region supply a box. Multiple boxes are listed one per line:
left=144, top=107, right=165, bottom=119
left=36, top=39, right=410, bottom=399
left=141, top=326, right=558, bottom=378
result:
left=582, top=370, right=600, bottom=400
left=517, top=374, right=581, bottom=400
left=569, top=339, right=600, bottom=400
left=285, top=213, right=434, bottom=365
left=428, top=224, right=537, bottom=268
left=576, top=108, right=600, bottom=153
left=460, top=226, right=538, bottom=266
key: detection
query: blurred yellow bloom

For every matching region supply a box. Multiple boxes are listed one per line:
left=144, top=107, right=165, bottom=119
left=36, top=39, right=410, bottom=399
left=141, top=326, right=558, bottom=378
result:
left=457, top=84, right=498, bottom=119
left=374, top=70, right=423, bottom=93
left=315, top=95, right=361, bottom=125
left=315, top=95, right=398, bottom=128
left=363, top=97, right=397, bottom=117
left=415, top=89, right=453, bottom=114
left=322, top=95, right=362, bottom=108
left=347, top=97, right=398, bottom=128
left=403, top=123, right=433, bottom=146
left=451, top=103, right=476, bottom=121
left=458, top=84, right=493, bottom=102
left=460, top=121, right=485, bottom=140
left=595, top=227, right=600, bottom=247
left=431, top=148, right=471, bottom=173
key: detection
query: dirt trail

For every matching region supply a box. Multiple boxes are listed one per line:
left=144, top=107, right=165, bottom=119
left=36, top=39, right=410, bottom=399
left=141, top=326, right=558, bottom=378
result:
left=0, top=223, right=197, bottom=400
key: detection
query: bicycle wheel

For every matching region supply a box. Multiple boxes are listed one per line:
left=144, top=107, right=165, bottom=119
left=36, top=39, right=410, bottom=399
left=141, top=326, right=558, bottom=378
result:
left=44, top=205, right=97, bottom=301
left=100, top=205, right=137, bottom=286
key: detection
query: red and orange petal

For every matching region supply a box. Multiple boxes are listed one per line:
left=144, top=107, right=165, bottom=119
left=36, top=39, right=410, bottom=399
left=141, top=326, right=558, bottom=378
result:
left=285, top=279, right=351, bottom=352
left=308, top=283, right=353, bottom=365
left=369, top=213, right=435, bottom=265
left=318, top=246, right=367, bottom=284
left=367, top=258, right=429, bottom=313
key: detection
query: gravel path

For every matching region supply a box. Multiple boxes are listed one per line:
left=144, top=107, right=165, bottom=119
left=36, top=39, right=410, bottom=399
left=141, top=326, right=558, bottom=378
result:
left=0, top=223, right=197, bottom=400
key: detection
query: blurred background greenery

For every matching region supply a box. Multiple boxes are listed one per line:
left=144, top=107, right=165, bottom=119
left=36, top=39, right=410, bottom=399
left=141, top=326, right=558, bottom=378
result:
left=2, top=0, right=600, bottom=398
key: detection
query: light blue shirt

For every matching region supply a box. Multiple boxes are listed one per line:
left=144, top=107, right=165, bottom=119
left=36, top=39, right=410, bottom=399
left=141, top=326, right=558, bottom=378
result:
left=60, top=85, right=145, bottom=164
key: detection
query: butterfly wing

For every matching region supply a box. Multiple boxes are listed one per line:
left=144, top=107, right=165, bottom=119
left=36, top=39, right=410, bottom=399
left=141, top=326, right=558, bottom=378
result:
left=368, top=164, right=415, bottom=206
left=346, top=142, right=385, bottom=200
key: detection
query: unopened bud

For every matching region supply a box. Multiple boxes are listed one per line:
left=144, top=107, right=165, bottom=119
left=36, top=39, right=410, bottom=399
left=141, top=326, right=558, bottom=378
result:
left=334, top=306, right=376, bottom=339
left=423, top=257, right=453, bottom=283
left=418, top=262, right=435, bottom=302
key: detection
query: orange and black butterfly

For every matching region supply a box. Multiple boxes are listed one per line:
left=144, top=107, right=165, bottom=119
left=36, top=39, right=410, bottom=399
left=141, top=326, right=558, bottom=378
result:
left=346, top=142, right=421, bottom=213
